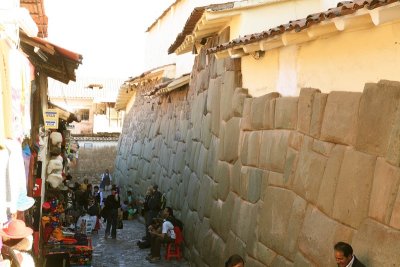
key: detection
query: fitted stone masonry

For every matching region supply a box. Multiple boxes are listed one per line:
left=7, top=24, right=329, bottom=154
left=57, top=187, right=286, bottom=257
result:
left=114, top=41, right=400, bottom=266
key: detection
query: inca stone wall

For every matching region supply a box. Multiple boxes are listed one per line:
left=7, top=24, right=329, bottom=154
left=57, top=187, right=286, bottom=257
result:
left=114, top=38, right=400, bottom=266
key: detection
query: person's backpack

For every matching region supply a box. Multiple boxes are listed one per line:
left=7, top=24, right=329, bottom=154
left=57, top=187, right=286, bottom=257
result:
left=103, top=173, right=111, bottom=186
left=160, top=193, right=167, bottom=210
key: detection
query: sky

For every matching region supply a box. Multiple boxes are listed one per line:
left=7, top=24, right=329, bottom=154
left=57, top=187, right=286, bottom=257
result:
left=45, top=0, right=175, bottom=80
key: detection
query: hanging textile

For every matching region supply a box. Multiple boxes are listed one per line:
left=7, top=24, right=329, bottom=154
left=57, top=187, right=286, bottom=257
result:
left=0, top=40, right=12, bottom=147
left=4, top=139, right=34, bottom=215
left=8, top=48, right=32, bottom=142
left=0, top=149, right=9, bottom=224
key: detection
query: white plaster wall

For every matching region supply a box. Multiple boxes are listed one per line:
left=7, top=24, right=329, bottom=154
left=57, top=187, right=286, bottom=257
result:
left=144, top=0, right=229, bottom=77
left=320, top=0, right=343, bottom=9
left=93, top=114, right=122, bottom=133
left=241, top=20, right=400, bottom=96
left=241, top=49, right=279, bottom=97
left=125, top=91, right=136, bottom=114
left=229, top=0, right=322, bottom=41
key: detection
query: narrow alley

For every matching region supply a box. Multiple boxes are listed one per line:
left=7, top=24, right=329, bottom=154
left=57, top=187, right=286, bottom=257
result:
left=91, top=219, right=190, bottom=267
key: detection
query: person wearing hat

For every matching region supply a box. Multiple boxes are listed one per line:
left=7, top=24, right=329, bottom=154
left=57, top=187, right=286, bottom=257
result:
left=103, top=185, right=120, bottom=239
left=0, top=219, right=35, bottom=267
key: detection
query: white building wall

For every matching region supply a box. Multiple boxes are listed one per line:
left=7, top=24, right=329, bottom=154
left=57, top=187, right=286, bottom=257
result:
left=93, top=114, right=122, bottom=133
left=229, top=0, right=322, bottom=41
left=241, top=19, right=400, bottom=96
left=144, top=0, right=229, bottom=78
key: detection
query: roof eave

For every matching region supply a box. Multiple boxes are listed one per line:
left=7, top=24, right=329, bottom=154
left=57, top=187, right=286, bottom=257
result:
left=209, top=1, right=400, bottom=59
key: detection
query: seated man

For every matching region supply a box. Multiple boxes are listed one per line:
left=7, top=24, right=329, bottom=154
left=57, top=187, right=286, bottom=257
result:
left=146, top=207, right=176, bottom=263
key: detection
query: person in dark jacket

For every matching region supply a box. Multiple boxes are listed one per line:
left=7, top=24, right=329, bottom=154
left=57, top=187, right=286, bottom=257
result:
left=104, top=186, right=120, bottom=239
left=145, top=185, right=162, bottom=239
left=334, top=241, right=366, bottom=267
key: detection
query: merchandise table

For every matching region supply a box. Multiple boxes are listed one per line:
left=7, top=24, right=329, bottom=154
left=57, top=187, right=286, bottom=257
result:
left=42, top=238, right=92, bottom=266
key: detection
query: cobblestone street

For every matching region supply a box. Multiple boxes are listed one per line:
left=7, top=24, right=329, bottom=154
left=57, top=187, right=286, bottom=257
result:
left=91, top=219, right=191, bottom=267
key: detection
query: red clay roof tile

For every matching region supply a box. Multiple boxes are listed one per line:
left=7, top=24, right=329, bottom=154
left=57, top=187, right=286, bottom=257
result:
left=207, top=0, right=399, bottom=55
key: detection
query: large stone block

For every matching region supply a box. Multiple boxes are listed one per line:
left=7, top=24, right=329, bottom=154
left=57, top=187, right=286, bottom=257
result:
left=298, top=206, right=354, bottom=267
left=293, top=136, right=328, bottom=203
left=352, top=219, right=400, bottom=266
left=209, top=78, right=222, bottom=136
left=201, top=113, right=212, bottom=149
left=250, top=93, right=280, bottom=130
left=309, top=92, right=327, bottom=139
left=240, top=167, right=263, bottom=203
left=386, top=107, right=400, bottom=167
left=356, top=80, right=400, bottom=157
left=259, top=187, right=307, bottom=260
left=332, top=149, right=376, bottom=228
left=216, top=161, right=231, bottom=201
left=231, top=198, right=258, bottom=248
left=320, top=91, right=361, bottom=146
left=224, top=232, right=247, bottom=264
left=244, top=258, right=267, bottom=267
left=271, top=255, right=294, bottom=267
left=259, top=130, right=290, bottom=173
left=173, top=142, right=186, bottom=173
left=241, top=131, right=261, bottom=167
left=220, top=71, right=237, bottom=122
left=255, top=242, right=276, bottom=266
left=294, top=252, right=317, bottom=267
left=220, top=192, right=235, bottom=241
left=197, top=175, right=214, bottom=220
left=206, top=136, right=219, bottom=179
left=369, top=157, right=400, bottom=224
left=312, top=139, right=334, bottom=157
left=241, top=98, right=253, bottom=130
left=297, top=88, right=320, bottom=134
left=232, top=87, right=249, bottom=117
left=221, top=117, right=241, bottom=163
left=282, top=147, right=298, bottom=189
left=274, top=97, right=298, bottom=130
left=194, top=217, right=210, bottom=250
left=317, top=144, right=346, bottom=216
left=209, top=200, right=222, bottom=234
left=231, top=160, right=242, bottom=194
left=182, top=166, right=192, bottom=196
left=195, top=145, right=208, bottom=180
left=390, top=189, right=400, bottom=229
left=187, top=173, right=200, bottom=211
left=288, top=131, right=303, bottom=151
left=208, top=234, right=226, bottom=267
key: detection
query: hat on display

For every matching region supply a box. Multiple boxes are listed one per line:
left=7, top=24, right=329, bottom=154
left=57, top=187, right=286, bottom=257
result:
left=42, top=202, right=51, bottom=210
left=16, top=193, right=35, bottom=212
left=0, top=219, right=33, bottom=239
left=50, top=132, right=62, bottom=146
left=47, top=158, right=63, bottom=174
left=47, top=173, right=63, bottom=188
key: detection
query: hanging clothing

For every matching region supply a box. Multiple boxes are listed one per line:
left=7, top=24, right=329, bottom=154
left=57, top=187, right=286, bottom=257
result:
left=0, top=149, right=9, bottom=224
left=4, top=139, right=34, bottom=214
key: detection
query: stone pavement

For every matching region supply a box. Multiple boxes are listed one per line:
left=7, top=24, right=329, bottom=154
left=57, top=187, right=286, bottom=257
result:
left=91, top=219, right=191, bottom=267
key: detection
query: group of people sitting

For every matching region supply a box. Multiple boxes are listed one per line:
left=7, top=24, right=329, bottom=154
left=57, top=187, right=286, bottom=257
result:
left=136, top=184, right=182, bottom=263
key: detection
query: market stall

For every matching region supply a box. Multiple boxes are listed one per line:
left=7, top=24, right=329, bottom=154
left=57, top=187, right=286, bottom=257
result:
left=39, top=121, right=92, bottom=267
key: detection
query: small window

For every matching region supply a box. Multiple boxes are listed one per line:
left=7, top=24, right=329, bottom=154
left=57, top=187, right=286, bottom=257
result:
left=78, top=109, right=90, bottom=121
